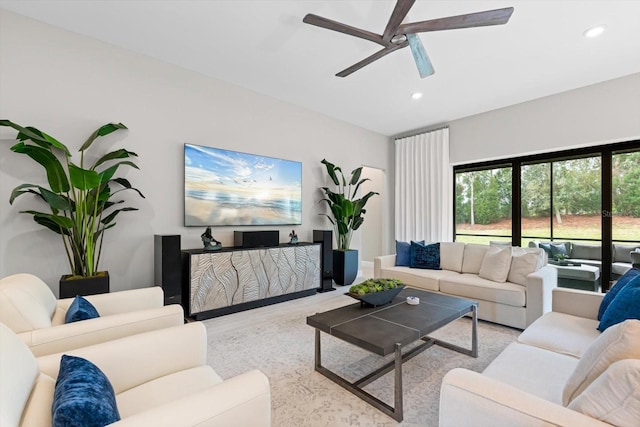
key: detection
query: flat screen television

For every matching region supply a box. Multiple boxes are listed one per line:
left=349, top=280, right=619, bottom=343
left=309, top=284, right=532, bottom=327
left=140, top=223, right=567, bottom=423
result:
left=184, top=143, right=302, bottom=226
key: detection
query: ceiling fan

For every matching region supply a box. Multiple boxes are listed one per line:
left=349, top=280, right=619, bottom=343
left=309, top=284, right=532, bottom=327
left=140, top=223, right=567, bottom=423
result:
left=303, top=0, right=514, bottom=78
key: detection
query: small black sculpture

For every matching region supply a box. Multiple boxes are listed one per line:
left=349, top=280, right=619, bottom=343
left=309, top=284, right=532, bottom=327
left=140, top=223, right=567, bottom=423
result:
left=201, top=227, right=222, bottom=251
left=289, top=229, right=298, bottom=244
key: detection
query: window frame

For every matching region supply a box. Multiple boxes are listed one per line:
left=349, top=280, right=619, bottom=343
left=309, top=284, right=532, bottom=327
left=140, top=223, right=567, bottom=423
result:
left=453, top=139, right=640, bottom=291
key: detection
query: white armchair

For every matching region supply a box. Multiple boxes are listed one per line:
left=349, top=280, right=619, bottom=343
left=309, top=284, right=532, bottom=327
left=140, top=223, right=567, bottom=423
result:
left=0, top=322, right=271, bottom=427
left=0, top=273, right=184, bottom=356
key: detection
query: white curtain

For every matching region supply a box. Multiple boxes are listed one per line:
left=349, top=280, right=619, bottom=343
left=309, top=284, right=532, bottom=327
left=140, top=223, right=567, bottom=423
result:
left=395, top=128, right=452, bottom=243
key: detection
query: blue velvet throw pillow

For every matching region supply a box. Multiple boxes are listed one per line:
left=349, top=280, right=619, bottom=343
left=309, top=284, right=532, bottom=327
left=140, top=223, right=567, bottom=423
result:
left=598, top=275, right=640, bottom=332
left=52, top=355, right=120, bottom=427
left=410, top=241, right=441, bottom=270
left=598, top=268, right=640, bottom=320
left=396, top=240, right=424, bottom=266
left=550, top=242, right=569, bottom=258
left=538, top=242, right=552, bottom=256
left=65, top=295, right=100, bottom=324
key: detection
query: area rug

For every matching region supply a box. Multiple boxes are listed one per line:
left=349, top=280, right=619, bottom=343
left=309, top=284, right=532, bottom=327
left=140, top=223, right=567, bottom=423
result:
left=203, top=292, right=520, bottom=426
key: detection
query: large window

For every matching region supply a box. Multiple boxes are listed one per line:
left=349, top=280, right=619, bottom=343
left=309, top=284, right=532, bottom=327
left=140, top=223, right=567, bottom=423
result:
left=520, top=157, right=602, bottom=247
left=552, top=157, right=602, bottom=242
left=453, top=141, right=640, bottom=290
left=612, top=150, right=640, bottom=244
left=521, top=163, right=550, bottom=244
left=455, top=167, right=512, bottom=245
left=520, top=157, right=603, bottom=246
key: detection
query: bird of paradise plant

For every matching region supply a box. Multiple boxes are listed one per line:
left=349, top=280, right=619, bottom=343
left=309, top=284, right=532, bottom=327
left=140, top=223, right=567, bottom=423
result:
left=319, top=158, right=378, bottom=250
left=0, top=120, right=144, bottom=278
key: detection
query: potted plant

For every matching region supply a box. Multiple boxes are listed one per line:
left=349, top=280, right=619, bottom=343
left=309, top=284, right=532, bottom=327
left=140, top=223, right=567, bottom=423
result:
left=348, top=278, right=405, bottom=307
left=319, top=159, right=378, bottom=286
left=0, top=120, right=144, bottom=297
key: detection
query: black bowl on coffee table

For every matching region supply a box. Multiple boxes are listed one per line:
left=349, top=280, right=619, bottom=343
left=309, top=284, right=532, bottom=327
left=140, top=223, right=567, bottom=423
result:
left=349, top=285, right=405, bottom=307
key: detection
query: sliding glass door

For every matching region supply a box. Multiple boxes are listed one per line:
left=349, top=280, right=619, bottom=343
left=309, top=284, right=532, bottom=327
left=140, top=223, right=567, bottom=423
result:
left=453, top=140, right=640, bottom=291
left=520, top=163, right=550, bottom=246
left=551, top=156, right=602, bottom=244
left=612, top=150, right=640, bottom=243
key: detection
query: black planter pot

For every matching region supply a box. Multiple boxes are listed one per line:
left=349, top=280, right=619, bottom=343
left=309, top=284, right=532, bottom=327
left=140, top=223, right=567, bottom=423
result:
left=59, top=272, right=110, bottom=299
left=332, top=249, right=358, bottom=286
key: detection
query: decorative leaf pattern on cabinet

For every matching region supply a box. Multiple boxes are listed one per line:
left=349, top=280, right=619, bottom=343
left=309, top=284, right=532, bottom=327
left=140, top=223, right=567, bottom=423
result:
left=189, top=245, right=320, bottom=314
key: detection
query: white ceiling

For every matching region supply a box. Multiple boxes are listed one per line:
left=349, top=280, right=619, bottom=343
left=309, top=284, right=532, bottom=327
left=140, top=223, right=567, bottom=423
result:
left=2, top=1, right=640, bottom=136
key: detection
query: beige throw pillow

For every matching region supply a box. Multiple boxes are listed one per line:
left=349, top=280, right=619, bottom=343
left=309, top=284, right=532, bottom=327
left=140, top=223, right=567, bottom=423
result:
left=562, top=319, right=640, bottom=406
left=461, top=244, right=489, bottom=274
left=568, top=359, right=640, bottom=427
left=478, top=246, right=512, bottom=283
left=508, top=248, right=544, bottom=286
left=440, top=242, right=465, bottom=272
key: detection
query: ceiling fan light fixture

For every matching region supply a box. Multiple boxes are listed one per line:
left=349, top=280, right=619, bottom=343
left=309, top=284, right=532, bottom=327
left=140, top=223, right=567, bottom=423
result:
left=411, top=92, right=423, bottom=100
left=303, top=2, right=514, bottom=78
left=583, top=25, right=605, bottom=38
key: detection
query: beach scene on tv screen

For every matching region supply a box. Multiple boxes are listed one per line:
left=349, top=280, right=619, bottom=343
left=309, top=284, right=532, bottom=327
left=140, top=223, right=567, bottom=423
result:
left=185, top=144, right=302, bottom=226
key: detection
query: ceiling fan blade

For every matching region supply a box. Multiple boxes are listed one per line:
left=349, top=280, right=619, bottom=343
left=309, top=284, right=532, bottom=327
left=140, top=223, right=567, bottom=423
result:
left=397, top=7, right=514, bottom=34
left=382, top=0, right=416, bottom=42
left=406, top=34, right=434, bottom=78
left=336, top=42, right=408, bottom=77
left=303, top=13, right=386, bottom=46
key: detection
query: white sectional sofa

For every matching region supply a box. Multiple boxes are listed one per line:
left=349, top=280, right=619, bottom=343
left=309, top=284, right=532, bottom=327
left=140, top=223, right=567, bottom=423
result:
left=374, top=242, right=557, bottom=329
left=439, top=287, right=640, bottom=427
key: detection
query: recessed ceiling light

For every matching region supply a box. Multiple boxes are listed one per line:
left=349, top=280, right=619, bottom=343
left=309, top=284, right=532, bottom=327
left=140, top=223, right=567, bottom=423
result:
left=411, top=92, right=423, bottom=100
left=584, top=25, right=605, bottom=38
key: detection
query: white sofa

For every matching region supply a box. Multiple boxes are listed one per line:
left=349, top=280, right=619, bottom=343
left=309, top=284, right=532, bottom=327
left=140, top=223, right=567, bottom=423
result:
left=374, top=242, right=557, bottom=329
left=1, top=321, right=272, bottom=427
left=0, top=273, right=185, bottom=356
left=439, top=288, right=639, bottom=427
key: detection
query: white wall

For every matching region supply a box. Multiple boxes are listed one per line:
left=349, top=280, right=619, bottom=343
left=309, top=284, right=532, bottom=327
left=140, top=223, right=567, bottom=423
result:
left=359, top=166, right=385, bottom=262
left=0, top=10, right=393, bottom=295
left=449, top=73, right=640, bottom=164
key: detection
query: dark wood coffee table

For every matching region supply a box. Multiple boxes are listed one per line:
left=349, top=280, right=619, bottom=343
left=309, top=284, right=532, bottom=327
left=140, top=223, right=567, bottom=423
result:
left=306, top=287, right=478, bottom=421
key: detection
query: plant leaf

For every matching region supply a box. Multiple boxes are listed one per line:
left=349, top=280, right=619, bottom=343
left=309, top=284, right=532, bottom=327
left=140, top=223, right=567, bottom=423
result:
left=101, top=207, right=138, bottom=225
left=352, top=177, right=371, bottom=198
left=321, top=159, right=340, bottom=186
left=39, top=187, right=73, bottom=210
left=40, top=131, right=71, bottom=155
left=350, top=167, right=362, bottom=186
left=10, top=143, right=70, bottom=193
left=319, top=214, right=335, bottom=225
left=68, top=163, right=101, bottom=190
left=1, top=120, right=71, bottom=155
left=21, top=211, right=73, bottom=234
left=98, top=161, right=139, bottom=182
left=9, top=184, right=44, bottom=204
left=80, top=122, right=127, bottom=151
left=93, top=148, right=138, bottom=169
left=109, top=178, right=146, bottom=199
left=336, top=222, right=349, bottom=235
